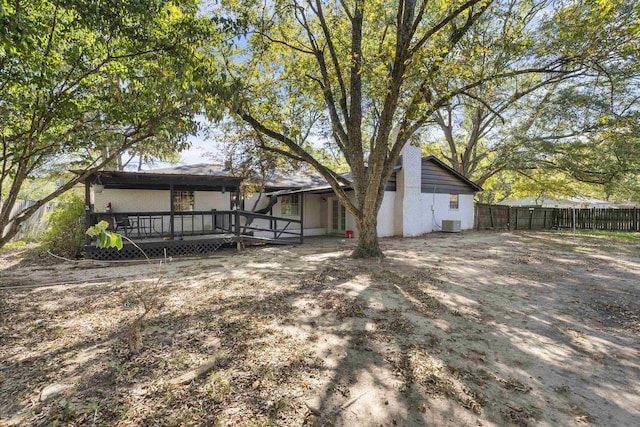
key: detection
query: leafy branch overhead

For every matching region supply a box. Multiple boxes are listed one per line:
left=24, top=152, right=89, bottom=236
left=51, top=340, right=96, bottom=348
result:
left=423, top=0, right=640, bottom=200
left=0, top=0, right=229, bottom=249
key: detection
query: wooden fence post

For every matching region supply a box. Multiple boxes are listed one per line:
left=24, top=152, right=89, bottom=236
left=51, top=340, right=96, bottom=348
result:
left=489, top=205, right=496, bottom=230
left=475, top=204, right=478, bottom=230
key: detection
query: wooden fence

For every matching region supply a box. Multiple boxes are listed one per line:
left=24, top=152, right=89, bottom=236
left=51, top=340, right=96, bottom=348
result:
left=475, top=204, right=640, bottom=232
left=1, top=199, right=58, bottom=241
left=555, top=208, right=640, bottom=231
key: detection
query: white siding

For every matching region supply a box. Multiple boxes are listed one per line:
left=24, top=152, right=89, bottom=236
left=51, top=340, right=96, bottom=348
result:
left=94, top=189, right=169, bottom=213
left=345, top=192, right=357, bottom=237
left=419, top=193, right=475, bottom=232
left=92, top=162, right=477, bottom=239
left=377, top=191, right=396, bottom=237
left=399, top=141, right=423, bottom=236
left=94, top=189, right=230, bottom=213
left=194, top=191, right=231, bottom=211
left=304, top=194, right=325, bottom=229
left=245, top=193, right=327, bottom=237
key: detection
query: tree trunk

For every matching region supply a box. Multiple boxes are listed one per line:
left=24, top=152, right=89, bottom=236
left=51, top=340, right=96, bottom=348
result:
left=353, top=212, right=383, bottom=258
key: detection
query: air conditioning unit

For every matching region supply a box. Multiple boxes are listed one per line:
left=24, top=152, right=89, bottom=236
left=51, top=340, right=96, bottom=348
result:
left=441, top=220, right=461, bottom=233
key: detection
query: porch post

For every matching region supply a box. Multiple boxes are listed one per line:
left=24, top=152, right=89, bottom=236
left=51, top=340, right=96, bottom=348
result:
left=169, top=182, right=175, bottom=239
left=299, top=192, right=304, bottom=244
left=84, top=177, right=92, bottom=245
left=235, top=185, right=241, bottom=250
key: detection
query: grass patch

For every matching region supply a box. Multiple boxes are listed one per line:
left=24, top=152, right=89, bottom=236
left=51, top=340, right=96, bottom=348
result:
left=0, top=240, right=29, bottom=252
left=550, top=229, right=640, bottom=243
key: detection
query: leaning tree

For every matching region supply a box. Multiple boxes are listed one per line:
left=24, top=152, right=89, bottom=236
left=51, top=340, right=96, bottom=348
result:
left=0, top=0, right=224, bottom=248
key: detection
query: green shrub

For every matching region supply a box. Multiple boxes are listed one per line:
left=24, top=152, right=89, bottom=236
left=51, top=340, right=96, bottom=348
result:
left=41, top=195, right=86, bottom=258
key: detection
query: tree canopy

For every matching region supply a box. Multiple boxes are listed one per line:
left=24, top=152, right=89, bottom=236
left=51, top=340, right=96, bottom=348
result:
left=422, top=0, right=640, bottom=201
left=0, top=0, right=225, bottom=247
left=210, top=0, right=638, bottom=257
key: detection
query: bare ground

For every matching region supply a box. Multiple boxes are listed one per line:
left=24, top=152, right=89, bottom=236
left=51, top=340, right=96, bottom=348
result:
left=0, top=231, right=639, bottom=427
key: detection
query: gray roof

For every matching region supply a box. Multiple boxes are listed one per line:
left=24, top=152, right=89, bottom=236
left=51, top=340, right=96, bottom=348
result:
left=140, top=163, right=234, bottom=177
left=143, top=164, right=331, bottom=188
left=140, top=157, right=474, bottom=194
left=264, top=171, right=330, bottom=189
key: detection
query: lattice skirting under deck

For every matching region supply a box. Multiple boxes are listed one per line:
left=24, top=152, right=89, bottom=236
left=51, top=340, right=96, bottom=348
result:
left=85, top=237, right=237, bottom=260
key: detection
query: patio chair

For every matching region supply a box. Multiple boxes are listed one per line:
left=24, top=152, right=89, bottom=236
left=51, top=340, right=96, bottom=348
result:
left=114, top=215, right=137, bottom=237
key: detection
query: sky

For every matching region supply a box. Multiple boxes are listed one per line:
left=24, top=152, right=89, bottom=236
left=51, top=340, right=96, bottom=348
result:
left=152, top=117, right=223, bottom=169
left=179, top=135, right=213, bottom=165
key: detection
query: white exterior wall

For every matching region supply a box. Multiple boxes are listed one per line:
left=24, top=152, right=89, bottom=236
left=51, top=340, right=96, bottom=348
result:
left=455, top=193, right=476, bottom=230
left=394, top=166, right=405, bottom=236
left=93, top=188, right=234, bottom=235
left=194, top=191, right=231, bottom=211
left=246, top=193, right=328, bottom=238
left=417, top=193, right=475, bottom=233
left=383, top=138, right=478, bottom=237
left=304, top=194, right=327, bottom=234
left=377, top=191, right=396, bottom=237
left=94, top=189, right=170, bottom=213
left=399, top=142, right=423, bottom=237
left=92, top=161, right=477, bottom=239
left=94, top=189, right=231, bottom=213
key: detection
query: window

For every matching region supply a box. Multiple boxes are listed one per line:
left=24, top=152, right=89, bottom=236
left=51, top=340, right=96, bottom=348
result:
left=449, top=194, right=459, bottom=210
left=174, top=190, right=194, bottom=211
left=281, top=194, right=300, bottom=215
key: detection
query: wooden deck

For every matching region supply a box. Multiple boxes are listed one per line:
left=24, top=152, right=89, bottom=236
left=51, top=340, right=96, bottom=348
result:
left=85, top=209, right=307, bottom=260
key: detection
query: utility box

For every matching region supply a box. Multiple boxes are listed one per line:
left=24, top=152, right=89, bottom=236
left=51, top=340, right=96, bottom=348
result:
left=441, top=220, right=462, bottom=233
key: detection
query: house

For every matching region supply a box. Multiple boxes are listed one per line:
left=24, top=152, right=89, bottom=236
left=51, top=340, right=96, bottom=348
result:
left=82, top=143, right=481, bottom=259
left=248, top=143, right=481, bottom=238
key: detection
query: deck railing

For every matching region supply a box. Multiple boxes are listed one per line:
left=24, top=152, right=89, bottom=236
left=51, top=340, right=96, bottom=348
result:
left=87, top=210, right=303, bottom=243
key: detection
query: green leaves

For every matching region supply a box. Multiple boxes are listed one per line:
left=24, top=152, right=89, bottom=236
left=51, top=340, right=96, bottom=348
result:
left=86, top=221, right=123, bottom=250
left=0, top=0, right=232, bottom=248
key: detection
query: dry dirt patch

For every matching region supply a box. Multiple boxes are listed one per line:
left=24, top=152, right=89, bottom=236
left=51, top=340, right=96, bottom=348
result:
left=1, top=231, right=639, bottom=426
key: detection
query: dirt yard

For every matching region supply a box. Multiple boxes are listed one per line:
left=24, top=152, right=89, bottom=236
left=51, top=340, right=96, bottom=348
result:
left=1, top=231, right=639, bottom=427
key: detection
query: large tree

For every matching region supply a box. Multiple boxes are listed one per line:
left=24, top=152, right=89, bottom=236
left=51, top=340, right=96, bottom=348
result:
left=0, top=0, right=222, bottom=247
left=213, top=0, right=614, bottom=257
left=510, top=75, right=640, bottom=192
left=423, top=0, right=639, bottom=191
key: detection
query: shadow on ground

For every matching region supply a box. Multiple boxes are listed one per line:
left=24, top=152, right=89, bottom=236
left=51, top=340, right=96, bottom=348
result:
left=1, top=232, right=639, bottom=426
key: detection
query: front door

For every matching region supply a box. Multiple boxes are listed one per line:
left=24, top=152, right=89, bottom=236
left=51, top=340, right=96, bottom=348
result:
left=330, top=198, right=346, bottom=234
